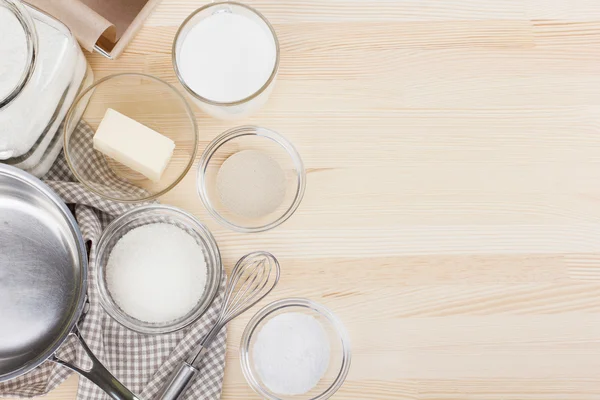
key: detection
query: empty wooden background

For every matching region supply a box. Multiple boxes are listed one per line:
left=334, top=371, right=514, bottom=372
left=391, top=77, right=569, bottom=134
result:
left=19, top=0, right=600, bottom=398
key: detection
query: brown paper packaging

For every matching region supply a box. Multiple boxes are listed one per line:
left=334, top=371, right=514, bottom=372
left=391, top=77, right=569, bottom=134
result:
left=25, top=0, right=160, bottom=59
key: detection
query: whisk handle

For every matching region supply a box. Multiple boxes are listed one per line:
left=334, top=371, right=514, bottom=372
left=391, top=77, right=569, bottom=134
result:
left=154, top=361, right=198, bottom=400
left=155, top=344, right=211, bottom=400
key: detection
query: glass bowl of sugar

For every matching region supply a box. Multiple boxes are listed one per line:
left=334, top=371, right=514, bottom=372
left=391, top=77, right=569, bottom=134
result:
left=197, top=125, right=305, bottom=233
left=95, top=204, right=223, bottom=334
left=172, top=1, right=279, bottom=119
left=240, top=298, right=352, bottom=400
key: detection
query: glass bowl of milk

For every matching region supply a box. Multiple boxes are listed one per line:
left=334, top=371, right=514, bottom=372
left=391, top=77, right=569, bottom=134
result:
left=173, top=1, right=279, bottom=120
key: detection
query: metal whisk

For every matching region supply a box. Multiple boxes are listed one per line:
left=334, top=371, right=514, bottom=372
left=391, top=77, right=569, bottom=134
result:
left=156, top=251, right=280, bottom=400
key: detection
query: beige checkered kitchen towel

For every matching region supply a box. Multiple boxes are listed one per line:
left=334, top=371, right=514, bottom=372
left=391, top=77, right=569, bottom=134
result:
left=0, top=122, right=227, bottom=400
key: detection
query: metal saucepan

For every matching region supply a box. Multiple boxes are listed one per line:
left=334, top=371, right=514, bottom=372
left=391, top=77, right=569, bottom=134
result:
left=0, top=164, right=139, bottom=400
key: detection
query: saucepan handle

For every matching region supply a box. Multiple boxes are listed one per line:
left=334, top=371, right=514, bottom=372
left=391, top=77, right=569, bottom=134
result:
left=51, top=325, right=141, bottom=400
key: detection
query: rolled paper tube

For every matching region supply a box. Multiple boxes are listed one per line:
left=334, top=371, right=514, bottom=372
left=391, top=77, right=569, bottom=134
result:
left=25, top=0, right=116, bottom=52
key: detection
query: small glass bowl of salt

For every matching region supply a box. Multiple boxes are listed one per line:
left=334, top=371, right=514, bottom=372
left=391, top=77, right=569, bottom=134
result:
left=240, top=298, right=351, bottom=400
left=95, top=204, right=223, bottom=334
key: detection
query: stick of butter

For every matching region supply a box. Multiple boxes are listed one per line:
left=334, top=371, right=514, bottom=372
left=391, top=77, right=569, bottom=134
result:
left=93, top=108, right=175, bottom=182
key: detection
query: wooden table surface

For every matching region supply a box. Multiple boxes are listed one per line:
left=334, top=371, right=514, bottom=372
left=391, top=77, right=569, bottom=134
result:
left=17, top=0, right=600, bottom=399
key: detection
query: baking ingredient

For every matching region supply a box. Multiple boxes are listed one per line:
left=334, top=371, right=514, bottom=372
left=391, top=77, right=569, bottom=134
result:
left=93, top=108, right=175, bottom=182
left=0, top=7, right=27, bottom=100
left=106, top=223, right=207, bottom=323
left=12, top=53, right=91, bottom=177
left=178, top=11, right=276, bottom=102
left=217, top=150, right=286, bottom=218
left=253, top=312, right=330, bottom=395
left=0, top=5, right=86, bottom=160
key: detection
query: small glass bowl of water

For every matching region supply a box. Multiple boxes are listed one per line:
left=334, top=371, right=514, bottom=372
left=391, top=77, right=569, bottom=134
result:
left=172, top=1, right=280, bottom=119
left=197, top=126, right=305, bottom=233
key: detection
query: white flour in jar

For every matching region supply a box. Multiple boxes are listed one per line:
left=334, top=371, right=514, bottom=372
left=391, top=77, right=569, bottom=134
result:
left=0, top=5, right=84, bottom=159
left=253, top=313, right=331, bottom=395
left=13, top=50, right=89, bottom=175
left=178, top=11, right=276, bottom=102
left=106, top=223, right=208, bottom=323
left=0, top=7, right=28, bottom=100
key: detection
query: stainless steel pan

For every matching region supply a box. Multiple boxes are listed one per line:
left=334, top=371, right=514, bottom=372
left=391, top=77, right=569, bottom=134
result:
left=0, top=164, right=139, bottom=400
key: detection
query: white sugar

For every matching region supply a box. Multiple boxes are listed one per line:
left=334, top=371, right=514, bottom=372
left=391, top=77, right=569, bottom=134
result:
left=106, top=223, right=207, bottom=323
left=178, top=12, right=276, bottom=102
left=253, top=312, right=330, bottom=395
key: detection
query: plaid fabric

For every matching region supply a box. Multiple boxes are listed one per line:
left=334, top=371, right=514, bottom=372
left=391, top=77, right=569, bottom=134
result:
left=0, top=122, right=227, bottom=400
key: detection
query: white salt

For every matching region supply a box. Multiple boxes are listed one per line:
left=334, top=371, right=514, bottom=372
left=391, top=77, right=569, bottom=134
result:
left=178, top=11, right=276, bottom=102
left=106, top=223, right=207, bottom=323
left=253, top=312, right=331, bottom=395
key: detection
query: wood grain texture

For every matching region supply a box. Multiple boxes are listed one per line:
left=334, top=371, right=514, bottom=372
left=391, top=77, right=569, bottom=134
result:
left=10, top=0, right=600, bottom=398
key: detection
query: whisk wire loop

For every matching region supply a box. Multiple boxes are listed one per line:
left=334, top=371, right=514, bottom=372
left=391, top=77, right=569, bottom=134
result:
left=190, top=251, right=279, bottom=366
left=223, top=257, right=265, bottom=322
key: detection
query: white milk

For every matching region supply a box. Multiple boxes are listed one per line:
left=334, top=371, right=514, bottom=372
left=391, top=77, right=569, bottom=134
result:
left=178, top=11, right=276, bottom=104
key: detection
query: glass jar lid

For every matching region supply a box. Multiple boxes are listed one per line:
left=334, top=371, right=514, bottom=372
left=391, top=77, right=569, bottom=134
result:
left=0, top=0, right=37, bottom=109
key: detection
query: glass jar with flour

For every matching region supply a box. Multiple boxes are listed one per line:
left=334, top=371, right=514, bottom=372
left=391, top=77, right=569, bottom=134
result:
left=0, top=0, right=92, bottom=177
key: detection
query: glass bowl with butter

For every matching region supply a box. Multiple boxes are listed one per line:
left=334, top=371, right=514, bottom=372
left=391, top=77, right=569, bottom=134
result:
left=63, top=73, right=198, bottom=202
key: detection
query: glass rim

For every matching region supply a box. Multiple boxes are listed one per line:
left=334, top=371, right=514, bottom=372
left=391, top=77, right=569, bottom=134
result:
left=172, top=1, right=280, bottom=107
left=196, top=125, right=306, bottom=233
left=0, top=0, right=38, bottom=110
left=240, top=298, right=352, bottom=400
left=94, top=204, right=223, bottom=334
left=63, top=72, right=199, bottom=203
